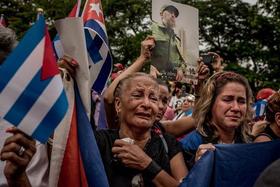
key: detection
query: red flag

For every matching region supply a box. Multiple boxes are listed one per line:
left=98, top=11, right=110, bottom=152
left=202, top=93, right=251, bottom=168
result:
left=57, top=104, right=88, bottom=187
left=82, top=0, right=105, bottom=24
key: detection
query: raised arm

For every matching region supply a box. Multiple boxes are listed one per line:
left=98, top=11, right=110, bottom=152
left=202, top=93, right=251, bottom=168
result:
left=103, top=36, right=155, bottom=128
left=161, top=116, right=196, bottom=137
left=103, top=36, right=155, bottom=104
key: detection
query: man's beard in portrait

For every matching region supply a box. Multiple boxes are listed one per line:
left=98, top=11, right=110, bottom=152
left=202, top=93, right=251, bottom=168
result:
left=162, top=17, right=175, bottom=29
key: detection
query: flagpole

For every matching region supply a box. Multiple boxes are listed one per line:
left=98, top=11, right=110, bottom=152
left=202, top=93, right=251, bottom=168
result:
left=81, top=0, right=89, bottom=17
left=75, top=0, right=82, bottom=17
left=36, top=8, right=44, bottom=20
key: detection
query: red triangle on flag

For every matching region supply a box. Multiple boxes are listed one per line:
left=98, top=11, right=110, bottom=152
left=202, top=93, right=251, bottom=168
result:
left=83, top=0, right=105, bottom=24
left=41, top=28, right=59, bottom=80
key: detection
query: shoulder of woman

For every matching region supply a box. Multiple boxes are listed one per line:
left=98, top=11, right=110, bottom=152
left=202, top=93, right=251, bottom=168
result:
left=179, top=130, right=204, bottom=151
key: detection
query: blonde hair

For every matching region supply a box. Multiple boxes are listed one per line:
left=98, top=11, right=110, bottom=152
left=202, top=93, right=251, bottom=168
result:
left=193, top=71, right=253, bottom=143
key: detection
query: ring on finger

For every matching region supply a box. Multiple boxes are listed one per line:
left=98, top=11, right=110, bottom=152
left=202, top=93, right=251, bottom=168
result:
left=18, top=146, right=25, bottom=156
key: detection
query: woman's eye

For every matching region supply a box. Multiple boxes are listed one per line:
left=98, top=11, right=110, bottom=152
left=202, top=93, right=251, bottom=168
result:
left=150, top=96, right=158, bottom=102
left=131, top=93, right=142, bottom=98
left=238, top=99, right=246, bottom=104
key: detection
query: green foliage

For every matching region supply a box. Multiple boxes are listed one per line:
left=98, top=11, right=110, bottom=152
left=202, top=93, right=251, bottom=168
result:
left=175, top=0, right=280, bottom=92
left=1, top=0, right=279, bottom=92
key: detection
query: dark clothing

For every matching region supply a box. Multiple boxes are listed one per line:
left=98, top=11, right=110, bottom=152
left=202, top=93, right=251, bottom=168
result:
left=95, top=129, right=182, bottom=187
left=255, top=125, right=280, bottom=141
left=254, top=158, right=280, bottom=187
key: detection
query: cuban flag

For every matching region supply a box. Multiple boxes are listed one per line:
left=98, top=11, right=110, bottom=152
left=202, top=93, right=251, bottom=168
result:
left=0, top=15, right=68, bottom=143
left=53, top=0, right=81, bottom=59
left=253, top=99, right=267, bottom=121
left=82, top=0, right=113, bottom=94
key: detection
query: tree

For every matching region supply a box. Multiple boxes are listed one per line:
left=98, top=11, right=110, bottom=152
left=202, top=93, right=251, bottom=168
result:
left=1, top=0, right=279, bottom=91
left=102, top=0, right=151, bottom=65
left=175, top=0, right=280, bottom=92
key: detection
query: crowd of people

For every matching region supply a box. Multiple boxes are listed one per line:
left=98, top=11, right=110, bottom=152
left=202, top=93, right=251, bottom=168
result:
left=1, top=6, right=280, bottom=187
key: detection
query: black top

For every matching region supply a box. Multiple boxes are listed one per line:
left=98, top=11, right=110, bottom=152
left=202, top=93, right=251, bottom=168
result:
left=95, top=129, right=182, bottom=187
left=255, top=125, right=280, bottom=141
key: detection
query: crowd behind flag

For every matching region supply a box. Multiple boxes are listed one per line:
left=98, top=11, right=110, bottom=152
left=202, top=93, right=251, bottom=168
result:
left=0, top=15, right=68, bottom=143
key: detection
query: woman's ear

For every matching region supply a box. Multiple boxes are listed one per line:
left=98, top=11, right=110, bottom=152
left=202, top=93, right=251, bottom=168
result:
left=115, top=97, right=121, bottom=115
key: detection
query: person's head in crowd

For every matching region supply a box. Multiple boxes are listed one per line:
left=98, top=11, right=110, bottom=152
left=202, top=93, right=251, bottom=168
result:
left=114, top=72, right=159, bottom=130
left=256, top=88, right=276, bottom=101
left=265, top=92, right=280, bottom=126
left=193, top=71, right=253, bottom=143
left=181, top=94, right=195, bottom=112
left=155, top=79, right=171, bottom=122
left=160, top=5, right=179, bottom=29
left=0, top=26, right=17, bottom=64
left=253, top=91, right=280, bottom=142
left=172, top=82, right=182, bottom=96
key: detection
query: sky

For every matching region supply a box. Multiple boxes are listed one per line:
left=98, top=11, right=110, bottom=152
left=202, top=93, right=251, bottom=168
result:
left=242, top=0, right=258, bottom=4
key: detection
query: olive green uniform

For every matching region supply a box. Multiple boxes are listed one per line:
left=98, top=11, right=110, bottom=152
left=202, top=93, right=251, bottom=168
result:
left=151, top=21, right=185, bottom=78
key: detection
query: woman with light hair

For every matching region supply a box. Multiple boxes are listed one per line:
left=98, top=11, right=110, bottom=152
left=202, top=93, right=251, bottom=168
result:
left=0, top=25, right=17, bottom=64
left=180, top=71, right=253, bottom=169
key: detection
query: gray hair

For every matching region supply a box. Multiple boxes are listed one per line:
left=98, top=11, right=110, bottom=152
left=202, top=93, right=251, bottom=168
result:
left=0, top=26, right=17, bottom=64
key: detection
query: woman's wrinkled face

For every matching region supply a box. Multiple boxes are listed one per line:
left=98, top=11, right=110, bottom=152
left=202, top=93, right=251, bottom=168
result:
left=156, top=85, right=170, bottom=121
left=211, top=82, right=247, bottom=132
left=115, top=76, right=159, bottom=129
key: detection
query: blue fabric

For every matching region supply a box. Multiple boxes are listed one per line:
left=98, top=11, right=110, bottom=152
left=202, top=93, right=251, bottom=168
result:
left=180, top=140, right=280, bottom=187
left=75, top=84, right=109, bottom=187
left=180, top=130, right=203, bottom=151
left=180, top=151, right=214, bottom=187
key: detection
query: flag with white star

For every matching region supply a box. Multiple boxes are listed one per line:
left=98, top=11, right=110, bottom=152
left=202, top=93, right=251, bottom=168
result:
left=82, top=0, right=112, bottom=94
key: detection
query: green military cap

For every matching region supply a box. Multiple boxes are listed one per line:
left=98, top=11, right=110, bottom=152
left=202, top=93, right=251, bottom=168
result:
left=160, top=4, right=179, bottom=17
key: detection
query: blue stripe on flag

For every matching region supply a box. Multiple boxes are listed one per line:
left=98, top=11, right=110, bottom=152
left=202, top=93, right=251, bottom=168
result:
left=92, top=53, right=112, bottom=93
left=0, top=17, right=45, bottom=92
left=32, top=90, right=68, bottom=143
left=84, top=19, right=108, bottom=46
left=85, top=30, right=103, bottom=64
left=4, top=69, right=51, bottom=126
left=52, top=34, right=61, bottom=60
left=74, top=84, right=109, bottom=187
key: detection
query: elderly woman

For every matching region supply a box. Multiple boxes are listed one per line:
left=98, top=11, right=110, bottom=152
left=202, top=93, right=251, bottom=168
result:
left=180, top=71, right=253, bottom=169
left=254, top=91, right=280, bottom=142
left=96, top=72, right=187, bottom=187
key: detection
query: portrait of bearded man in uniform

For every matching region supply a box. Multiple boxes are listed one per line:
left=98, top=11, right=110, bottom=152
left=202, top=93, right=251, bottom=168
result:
left=151, top=4, right=186, bottom=82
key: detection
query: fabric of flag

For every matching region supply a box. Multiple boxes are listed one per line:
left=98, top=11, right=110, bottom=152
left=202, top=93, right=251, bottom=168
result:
left=253, top=99, right=267, bottom=120
left=82, top=0, right=112, bottom=94
left=50, top=74, right=109, bottom=187
left=180, top=140, right=280, bottom=187
left=0, top=16, right=68, bottom=143
left=54, top=17, right=91, bottom=118
left=53, top=0, right=81, bottom=60
left=75, top=83, right=109, bottom=187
